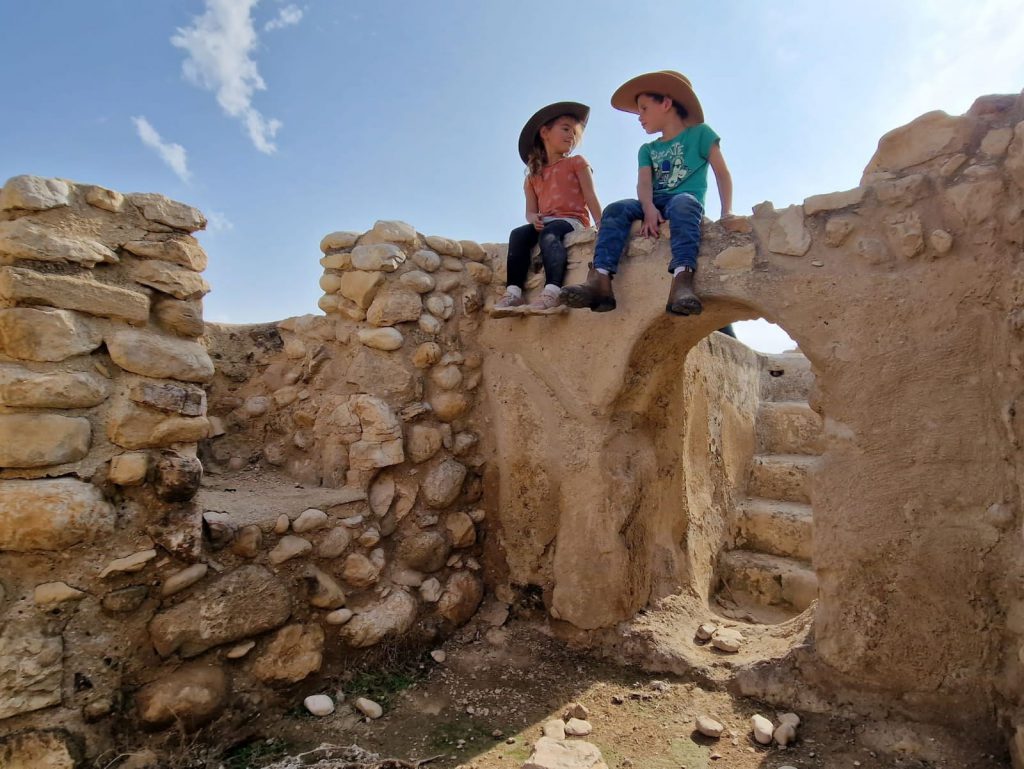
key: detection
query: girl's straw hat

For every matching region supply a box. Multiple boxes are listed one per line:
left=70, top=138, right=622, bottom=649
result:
left=518, top=101, right=590, bottom=164
left=610, top=71, right=704, bottom=123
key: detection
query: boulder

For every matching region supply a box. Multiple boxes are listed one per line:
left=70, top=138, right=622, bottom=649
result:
left=422, top=459, right=467, bottom=508
left=0, top=175, right=70, bottom=211
left=339, top=589, right=418, bottom=648
left=251, top=624, right=324, bottom=685
left=0, top=307, right=102, bottom=361
left=122, top=236, right=208, bottom=270
left=0, top=266, right=149, bottom=323
left=0, top=414, right=91, bottom=467
left=105, top=329, right=214, bottom=382
left=136, top=665, right=228, bottom=730
left=0, top=367, right=109, bottom=409
left=366, top=288, right=422, bottom=326
left=438, top=571, right=484, bottom=626
left=131, top=259, right=210, bottom=300
left=127, top=192, right=206, bottom=231
left=398, top=531, right=450, bottom=573
left=0, top=478, right=114, bottom=551
left=523, top=737, right=609, bottom=769
left=0, top=218, right=116, bottom=267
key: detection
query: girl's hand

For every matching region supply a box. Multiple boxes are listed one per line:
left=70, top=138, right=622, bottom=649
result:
left=527, top=212, right=544, bottom=231
left=640, top=206, right=664, bottom=238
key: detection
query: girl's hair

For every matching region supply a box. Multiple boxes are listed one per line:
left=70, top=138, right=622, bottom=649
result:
left=638, top=92, right=689, bottom=120
left=526, top=114, right=584, bottom=176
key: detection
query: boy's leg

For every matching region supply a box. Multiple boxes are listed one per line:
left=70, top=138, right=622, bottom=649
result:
left=561, top=199, right=643, bottom=312
left=661, top=193, right=704, bottom=315
left=526, top=220, right=575, bottom=314
left=492, top=224, right=536, bottom=316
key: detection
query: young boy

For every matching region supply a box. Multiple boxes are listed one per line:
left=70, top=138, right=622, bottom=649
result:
left=561, top=70, right=734, bottom=315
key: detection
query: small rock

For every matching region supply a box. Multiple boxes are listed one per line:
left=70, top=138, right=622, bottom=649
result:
left=304, top=694, right=335, bottom=716
left=711, top=627, right=744, bottom=653
left=160, top=563, right=209, bottom=597
left=564, top=702, right=590, bottom=721
left=543, top=719, right=567, bottom=739
left=325, top=608, right=354, bottom=625
left=355, top=697, right=383, bottom=719
left=650, top=680, right=671, bottom=692
left=696, top=715, right=725, bottom=738
left=33, top=581, right=87, bottom=605
left=292, top=508, right=328, bottom=533
left=564, top=717, right=593, bottom=736
left=232, top=525, right=262, bottom=558
left=100, top=549, right=157, bottom=578
left=226, top=640, right=255, bottom=659
left=274, top=514, right=290, bottom=534
left=751, top=714, right=774, bottom=745
left=268, top=535, right=312, bottom=565
left=696, top=622, right=717, bottom=640
left=430, top=649, right=446, bottom=663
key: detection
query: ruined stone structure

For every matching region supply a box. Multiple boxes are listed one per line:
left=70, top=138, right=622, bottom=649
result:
left=1, top=91, right=1023, bottom=766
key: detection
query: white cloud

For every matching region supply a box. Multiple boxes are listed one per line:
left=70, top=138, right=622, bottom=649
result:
left=132, top=116, right=191, bottom=182
left=264, top=4, right=303, bottom=31
left=171, top=0, right=282, bottom=154
left=206, top=210, right=234, bottom=231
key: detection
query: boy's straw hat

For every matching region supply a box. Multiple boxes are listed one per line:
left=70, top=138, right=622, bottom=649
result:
left=518, top=101, right=590, bottom=164
left=610, top=71, right=704, bottom=123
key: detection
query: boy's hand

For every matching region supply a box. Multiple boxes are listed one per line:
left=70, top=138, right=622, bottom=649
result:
left=640, top=205, right=664, bottom=238
left=720, top=214, right=751, bottom=234
left=527, top=212, right=544, bottom=231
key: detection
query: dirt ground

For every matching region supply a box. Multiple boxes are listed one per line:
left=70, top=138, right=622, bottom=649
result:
left=159, top=616, right=1011, bottom=769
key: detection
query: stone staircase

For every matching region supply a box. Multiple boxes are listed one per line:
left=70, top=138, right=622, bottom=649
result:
left=717, top=352, right=822, bottom=618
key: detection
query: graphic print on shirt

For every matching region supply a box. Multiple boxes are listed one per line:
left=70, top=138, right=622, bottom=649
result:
left=650, top=142, right=688, bottom=191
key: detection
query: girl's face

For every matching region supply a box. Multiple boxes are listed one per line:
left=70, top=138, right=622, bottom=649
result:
left=636, top=94, right=670, bottom=134
left=539, top=117, right=579, bottom=158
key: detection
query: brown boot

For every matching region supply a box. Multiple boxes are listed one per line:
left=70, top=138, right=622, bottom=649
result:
left=560, top=263, right=616, bottom=312
left=666, top=268, right=702, bottom=315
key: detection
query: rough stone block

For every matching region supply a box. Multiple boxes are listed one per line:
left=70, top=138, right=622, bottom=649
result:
left=350, top=243, right=406, bottom=272
left=107, top=401, right=210, bottom=449
left=0, top=219, right=117, bottom=267
left=129, top=379, right=206, bottom=416
left=339, top=269, right=385, bottom=309
left=136, top=665, right=228, bottom=731
left=0, top=307, right=102, bottom=361
left=424, top=236, right=461, bottom=257
left=0, top=729, right=81, bottom=768
left=767, top=206, right=811, bottom=256
left=127, top=192, right=206, bottom=231
left=359, top=219, right=417, bottom=245
left=366, top=288, right=422, bottom=326
left=109, top=452, right=149, bottom=485
left=0, top=617, right=63, bottom=720
left=0, top=414, right=91, bottom=468
left=320, top=230, right=360, bottom=252
left=0, top=367, right=109, bottom=409
left=0, top=477, right=115, bottom=551
left=0, top=266, right=150, bottom=323
left=85, top=184, right=124, bottom=212
left=105, top=329, right=214, bottom=382
left=122, top=236, right=208, bottom=271
left=803, top=186, right=865, bottom=215
left=0, top=175, right=70, bottom=211
left=862, top=110, right=973, bottom=178
left=131, top=259, right=210, bottom=300
left=153, top=296, right=204, bottom=337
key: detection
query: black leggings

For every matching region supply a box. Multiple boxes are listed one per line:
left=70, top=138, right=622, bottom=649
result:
left=506, top=220, right=574, bottom=289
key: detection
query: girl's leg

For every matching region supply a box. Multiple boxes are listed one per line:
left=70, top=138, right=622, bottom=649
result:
left=537, top=219, right=575, bottom=287
left=506, top=223, right=539, bottom=288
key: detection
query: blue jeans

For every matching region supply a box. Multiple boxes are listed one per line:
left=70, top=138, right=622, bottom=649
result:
left=593, top=193, right=704, bottom=274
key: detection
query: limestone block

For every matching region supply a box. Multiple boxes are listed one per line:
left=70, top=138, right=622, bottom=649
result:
left=136, top=665, right=228, bottom=730
left=0, top=616, right=63, bottom=720
left=360, top=219, right=417, bottom=245
left=767, top=206, right=811, bottom=256
left=422, top=459, right=467, bottom=508
left=399, top=270, right=436, bottom=293
left=885, top=211, right=925, bottom=258
left=319, top=273, right=342, bottom=293
left=945, top=178, right=1006, bottom=227
left=318, top=293, right=340, bottom=313
left=0, top=175, right=70, bottom=211
left=0, top=367, right=109, bottom=409
left=339, top=269, right=385, bottom=309
left=0, top=478, right=114, bottom=551
left=109, top=452, right=149, bottom=485
left=426, top=293, right=455, bottom=319
left=0, top=414, right=90, bottom=468
left=99, top=549, right=157, bottom=578
left=0, top=729, right=81, bottom=768
left=107, top=401, right=210, bottom=449
left=351, top=243, right=406, bottom=272
left=33, top=581, right=87, bottom=606
left=149, top=565, right=291, bottom=657
left=434, top=272, right=463, bottom=293
left=130, top=380, right=206, bottom=416
left=1007, top=122, right=1024, bottom=190
left=418, top=314, right=442, bottom=335
left=268, top=535, right=312, bottom=564
left=466, top=262, right=493, bottom=285
left=446, top=511, right=476, bottom=547
left=862, top=110, right=973, bottom=177
left=442, top=256, right=464, bottom=272
left=873, top=173, right=929, bottom=208
left=127, top=193, right=206, bottom=232
left=524, top=737, right=609, bottom=769
left=106, top=329, right=214, bottom=382
left=370, top=475, right=395, bottom=515
left=304, top=565, right=346, bottom=609
left=0, top=307, right=102, bottom=361
left=153, top=297, right=204, bottom=338
left=123, top=236, right=208, bottom=271
left=339, top=589, right=418, bottom=648
left=153, top=451, right=203, bottom=501
left=430, top=391, right=470, bottom=422
left=929, top=229, right=954, bottom=254
left=412, top=249, right=442, bottom=272
left=407, top=423, right=443, bottom=463
left=420, top=578, right=442, bottom=602
left=0, top=266, right=150, bottom=323
left=803, top=186, right=864, bottom=215
left=438, top=571, right=484, bottom=625
left=342, top=552, right=381, bottom=587
left=357, top=327, right=403, bottom=351
left=424, top=236, right=462, bottom=256
left=317, top=526, right=352, bottom=558
left=825, top=215, right=856, bottom=247
left=251, top=623, right=325, bottom=685
left=85, top=184, right=125, bottom=212
left=459, top=240, right=486, bottom=262
left=132, top=259, right=210, bottom=300
left=320, top=230, right=360, bottom=252
left=320, top=251, right=352, bottom=269
left=412, top=342, right=441, bottom=368
left=0, top=219, right=117, bottom=267
left=366, top=287, right=423, bottom=326
left=713, top=244, right=755, bottom=271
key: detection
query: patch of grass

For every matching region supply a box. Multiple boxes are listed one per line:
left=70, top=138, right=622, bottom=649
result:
left=344, top=662, right=425, bottom=710
left=220, top=737, right=290, bottom=769
left=427, top=720, right=497, bottom=755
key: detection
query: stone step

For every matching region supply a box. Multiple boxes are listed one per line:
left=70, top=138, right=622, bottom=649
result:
left=760, top=352, right=814, bottom=403
left=718, top=550, right=818, bottom=612
left=748, top=454, right=816, bottom=504
left=735, top=498, right=813, bottom=560
left=756, top=401, right=823, bottom=455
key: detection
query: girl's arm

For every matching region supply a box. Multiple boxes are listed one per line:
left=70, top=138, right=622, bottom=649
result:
left=708, top=143, right=734, bottom=220
left=576, top=159, right=602, bottom=227
left=524, top=177, right=543, bottom=230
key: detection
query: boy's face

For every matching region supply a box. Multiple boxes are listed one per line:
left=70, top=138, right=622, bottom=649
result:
left=636, top=94, right=671, bottom=134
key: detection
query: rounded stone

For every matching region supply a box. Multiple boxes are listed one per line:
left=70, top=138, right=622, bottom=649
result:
left=304, top=694, right=335, bottom=716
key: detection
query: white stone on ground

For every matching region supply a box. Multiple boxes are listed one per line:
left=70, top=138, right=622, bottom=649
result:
left=543, top=719, right=566, bottom=739
left=751, top=714, right=774, bottom=745
left=354, top=697, right=383, bottom=719
left=696, top=715, right=725, bottom=738
left=430, top=649, right=446, bottom=663
left=696, top=622, right=717, bottom=640
left=564, top=717, right=593, bottom=736
left=292, top=508, right=328, bottom=533
left=711, top=627, right=744, bottom=653
left=303, top=694, right=335, bottom=716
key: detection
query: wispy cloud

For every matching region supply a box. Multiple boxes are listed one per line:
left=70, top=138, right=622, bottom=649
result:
left=132, top=116, right=191, bottom=182
left=206, top=210, right=234, bottom=231
left=264, top=4, right=303, bottom=31
left=171, top=0, right=282, bottom=154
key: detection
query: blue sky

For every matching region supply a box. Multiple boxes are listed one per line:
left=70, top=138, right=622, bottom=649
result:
left=3, top=1, right=1023, bottom=352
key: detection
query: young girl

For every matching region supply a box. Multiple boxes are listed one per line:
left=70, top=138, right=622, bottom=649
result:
left=491, top=101, right=602, bottom=317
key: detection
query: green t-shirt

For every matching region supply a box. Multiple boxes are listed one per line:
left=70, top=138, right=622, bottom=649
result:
left=638, top=123, right=720, bottom=206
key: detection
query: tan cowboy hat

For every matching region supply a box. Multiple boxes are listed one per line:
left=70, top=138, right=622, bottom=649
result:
left=610, top=71, right=704, bottom=123
left=518, top=101, right=590, bottom=164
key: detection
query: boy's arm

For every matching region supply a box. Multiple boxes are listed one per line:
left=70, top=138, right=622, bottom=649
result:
left=524, top=177, right=542, bottom=230
left=707, top=143, right=734, bottom=220
left=637, top=166, right=663, bottom=237
left=576, top=161, right=602, bottom=227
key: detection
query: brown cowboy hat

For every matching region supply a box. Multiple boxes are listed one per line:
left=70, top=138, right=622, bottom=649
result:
left=610, top=71, right=704, bottom=123
left=518, top=101, right=590, bottom=164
